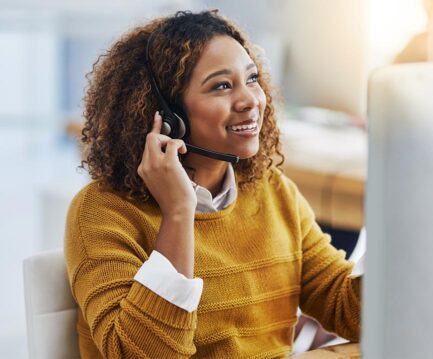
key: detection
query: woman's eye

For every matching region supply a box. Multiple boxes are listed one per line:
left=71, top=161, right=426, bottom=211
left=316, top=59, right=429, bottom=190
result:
left=213, top=82, right=231, bottom=91
left=247, top=73, right=259, bottom=84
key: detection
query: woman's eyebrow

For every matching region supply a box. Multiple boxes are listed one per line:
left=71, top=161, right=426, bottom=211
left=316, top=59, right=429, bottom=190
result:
left=201, top=69, right=231, bottom=86
left=201, top=63, right=257, bottom=86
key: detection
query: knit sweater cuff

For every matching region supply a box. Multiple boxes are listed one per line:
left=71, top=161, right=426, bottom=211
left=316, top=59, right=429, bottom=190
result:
left=127, top=282, right=198, bottom=329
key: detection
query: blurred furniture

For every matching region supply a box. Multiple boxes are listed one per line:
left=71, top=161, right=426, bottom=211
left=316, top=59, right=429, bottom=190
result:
left=23, top=249, right=80, bottom=359
left=430, top=13, right=433, bottom=60
left=279, top=119, right=366, bottom=231
left=291, top=343, right=360, bottom=358
left=65, top=121, right=83, bottom=139
left=394, top=32, right=429, bottom=64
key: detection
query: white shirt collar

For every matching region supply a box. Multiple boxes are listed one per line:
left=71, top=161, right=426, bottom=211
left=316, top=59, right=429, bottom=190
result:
left=191, top=164, right=237, bottom=213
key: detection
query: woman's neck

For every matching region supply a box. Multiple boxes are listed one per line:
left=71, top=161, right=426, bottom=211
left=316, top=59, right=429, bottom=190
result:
left=182, top=154, right=228, bottom=197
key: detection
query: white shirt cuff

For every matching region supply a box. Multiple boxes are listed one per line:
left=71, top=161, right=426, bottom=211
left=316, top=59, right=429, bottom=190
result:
left=134, top=250, right=203, bottom=312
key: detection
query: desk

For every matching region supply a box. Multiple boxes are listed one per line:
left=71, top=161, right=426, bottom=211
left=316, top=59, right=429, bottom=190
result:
left=291, top=343, right=361, bottom=358
left=279, top=120, right=367, bottom=231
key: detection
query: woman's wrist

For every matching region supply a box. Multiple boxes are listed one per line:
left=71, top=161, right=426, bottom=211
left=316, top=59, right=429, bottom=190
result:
left=156, top=209, right=195, bottom=278
left=161, top=204, right=196, bottom=220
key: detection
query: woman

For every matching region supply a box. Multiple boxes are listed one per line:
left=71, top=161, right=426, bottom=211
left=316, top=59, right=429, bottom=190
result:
left=65, top=10, right=360, bottom=358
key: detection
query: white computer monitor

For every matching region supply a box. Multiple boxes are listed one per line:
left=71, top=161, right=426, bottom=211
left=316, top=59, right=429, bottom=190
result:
left=363, top=63, right=433, bottom=358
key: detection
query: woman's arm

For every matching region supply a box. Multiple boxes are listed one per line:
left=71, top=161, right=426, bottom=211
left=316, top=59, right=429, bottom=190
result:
left=64, top=112, right=200, bottom=358
left=155, top=211, right=195, bottom=278
left=295, top=185, right=361, bottom=341
left=137, top=111, right=197, bottom=278
left=65, top=187, right=199, bottom=358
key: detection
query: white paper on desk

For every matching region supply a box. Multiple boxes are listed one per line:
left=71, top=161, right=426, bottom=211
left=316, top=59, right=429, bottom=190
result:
left=349, top=253, right=365, bottom=278
left=349, top=227, right=366, bottom=278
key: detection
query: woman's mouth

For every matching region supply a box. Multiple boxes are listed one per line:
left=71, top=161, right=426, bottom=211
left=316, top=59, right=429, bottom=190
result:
left=226, top=121, right=259, bottom=136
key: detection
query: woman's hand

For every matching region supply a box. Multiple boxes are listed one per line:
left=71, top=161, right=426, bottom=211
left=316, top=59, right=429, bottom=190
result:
left=137, top=112, right=197, bottom=216
left=137, top=112, right=196, bottom=278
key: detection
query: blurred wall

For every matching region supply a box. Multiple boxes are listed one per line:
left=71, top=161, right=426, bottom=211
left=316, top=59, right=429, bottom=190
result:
left=283, top=0, right=368, bottom=116
left=204, top=0, right=369, bottom=117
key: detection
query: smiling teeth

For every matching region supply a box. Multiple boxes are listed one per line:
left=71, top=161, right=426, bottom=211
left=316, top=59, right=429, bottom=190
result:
left=228, top=123, right=257, bottom=131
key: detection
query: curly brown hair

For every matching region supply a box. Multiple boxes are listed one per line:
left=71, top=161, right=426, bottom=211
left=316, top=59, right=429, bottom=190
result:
left=81, top=10, right=284, bottom=200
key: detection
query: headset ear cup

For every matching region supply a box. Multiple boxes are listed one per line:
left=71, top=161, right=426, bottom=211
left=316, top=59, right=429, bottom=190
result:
left=174, top=113, right=186, bottom=138
left=161, top=121, right=172, bottom=136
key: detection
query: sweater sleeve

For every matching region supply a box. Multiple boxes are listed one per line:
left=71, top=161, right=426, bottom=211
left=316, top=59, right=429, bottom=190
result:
left=296, top=187, right=361, bottom=341
left=64, top=188, right=198, bottom=358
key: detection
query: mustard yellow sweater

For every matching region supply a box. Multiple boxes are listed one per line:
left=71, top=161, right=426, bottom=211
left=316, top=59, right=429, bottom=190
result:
left=64, top=169, right=360, bottom=359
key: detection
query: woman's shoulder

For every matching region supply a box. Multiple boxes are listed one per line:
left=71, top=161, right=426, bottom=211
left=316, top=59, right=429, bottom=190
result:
left=68, top=180, right=141, bottom=221
left=65, top=181, right=155, bottom=262
left=266, top=166, right=316, bottom=220
left=265, top=165, right=301, bottom=196
left=68, top=180, right=158, bottom=222
left=71, top=180, right=118, bottom=204
left=68, top=181, right=111, bottom=214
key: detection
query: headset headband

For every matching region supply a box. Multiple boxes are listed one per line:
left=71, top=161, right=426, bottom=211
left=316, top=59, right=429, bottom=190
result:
left=144, top=31, right=186, bottom=138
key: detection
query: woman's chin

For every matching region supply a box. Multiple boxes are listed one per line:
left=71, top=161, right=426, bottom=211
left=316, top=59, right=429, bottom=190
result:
left=235, top=145, right=260, bottom=160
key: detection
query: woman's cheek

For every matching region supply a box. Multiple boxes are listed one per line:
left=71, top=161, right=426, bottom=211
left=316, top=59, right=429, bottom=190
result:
left=258, top=89, right=267, bottom=128
left=258, top=87, right=267, bottom=109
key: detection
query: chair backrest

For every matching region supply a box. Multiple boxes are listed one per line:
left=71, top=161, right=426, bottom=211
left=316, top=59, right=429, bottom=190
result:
left=23, top=248, right=80, bottom=359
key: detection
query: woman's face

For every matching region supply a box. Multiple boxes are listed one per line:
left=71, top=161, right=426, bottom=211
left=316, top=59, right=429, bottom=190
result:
left=182, top=35, right=266, bottom=160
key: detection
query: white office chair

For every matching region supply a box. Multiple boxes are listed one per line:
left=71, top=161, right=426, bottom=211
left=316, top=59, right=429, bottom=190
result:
left=23, top=248, right=80, bottom=359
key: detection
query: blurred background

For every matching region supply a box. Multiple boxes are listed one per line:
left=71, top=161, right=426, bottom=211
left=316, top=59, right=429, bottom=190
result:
left=1, top=0, right=431, bottom=357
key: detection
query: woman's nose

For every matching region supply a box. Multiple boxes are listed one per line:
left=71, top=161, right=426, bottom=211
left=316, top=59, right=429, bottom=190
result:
left=233, top=85, right=260, bottom=112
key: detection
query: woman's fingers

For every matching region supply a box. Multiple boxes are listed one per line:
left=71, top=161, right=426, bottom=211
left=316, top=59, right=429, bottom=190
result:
left=165, top=139, right=187, bottom=159
left=145, top=132, right=171, bottom=157
left=151, top=111, right=162, bottom=134
left=144, top=112, right=187, bottom=163
left=145, top=112, right=172, bottom=157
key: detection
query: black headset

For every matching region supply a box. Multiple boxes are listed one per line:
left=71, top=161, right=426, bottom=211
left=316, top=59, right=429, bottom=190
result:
left=144, top=31, right=239, bottom=164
